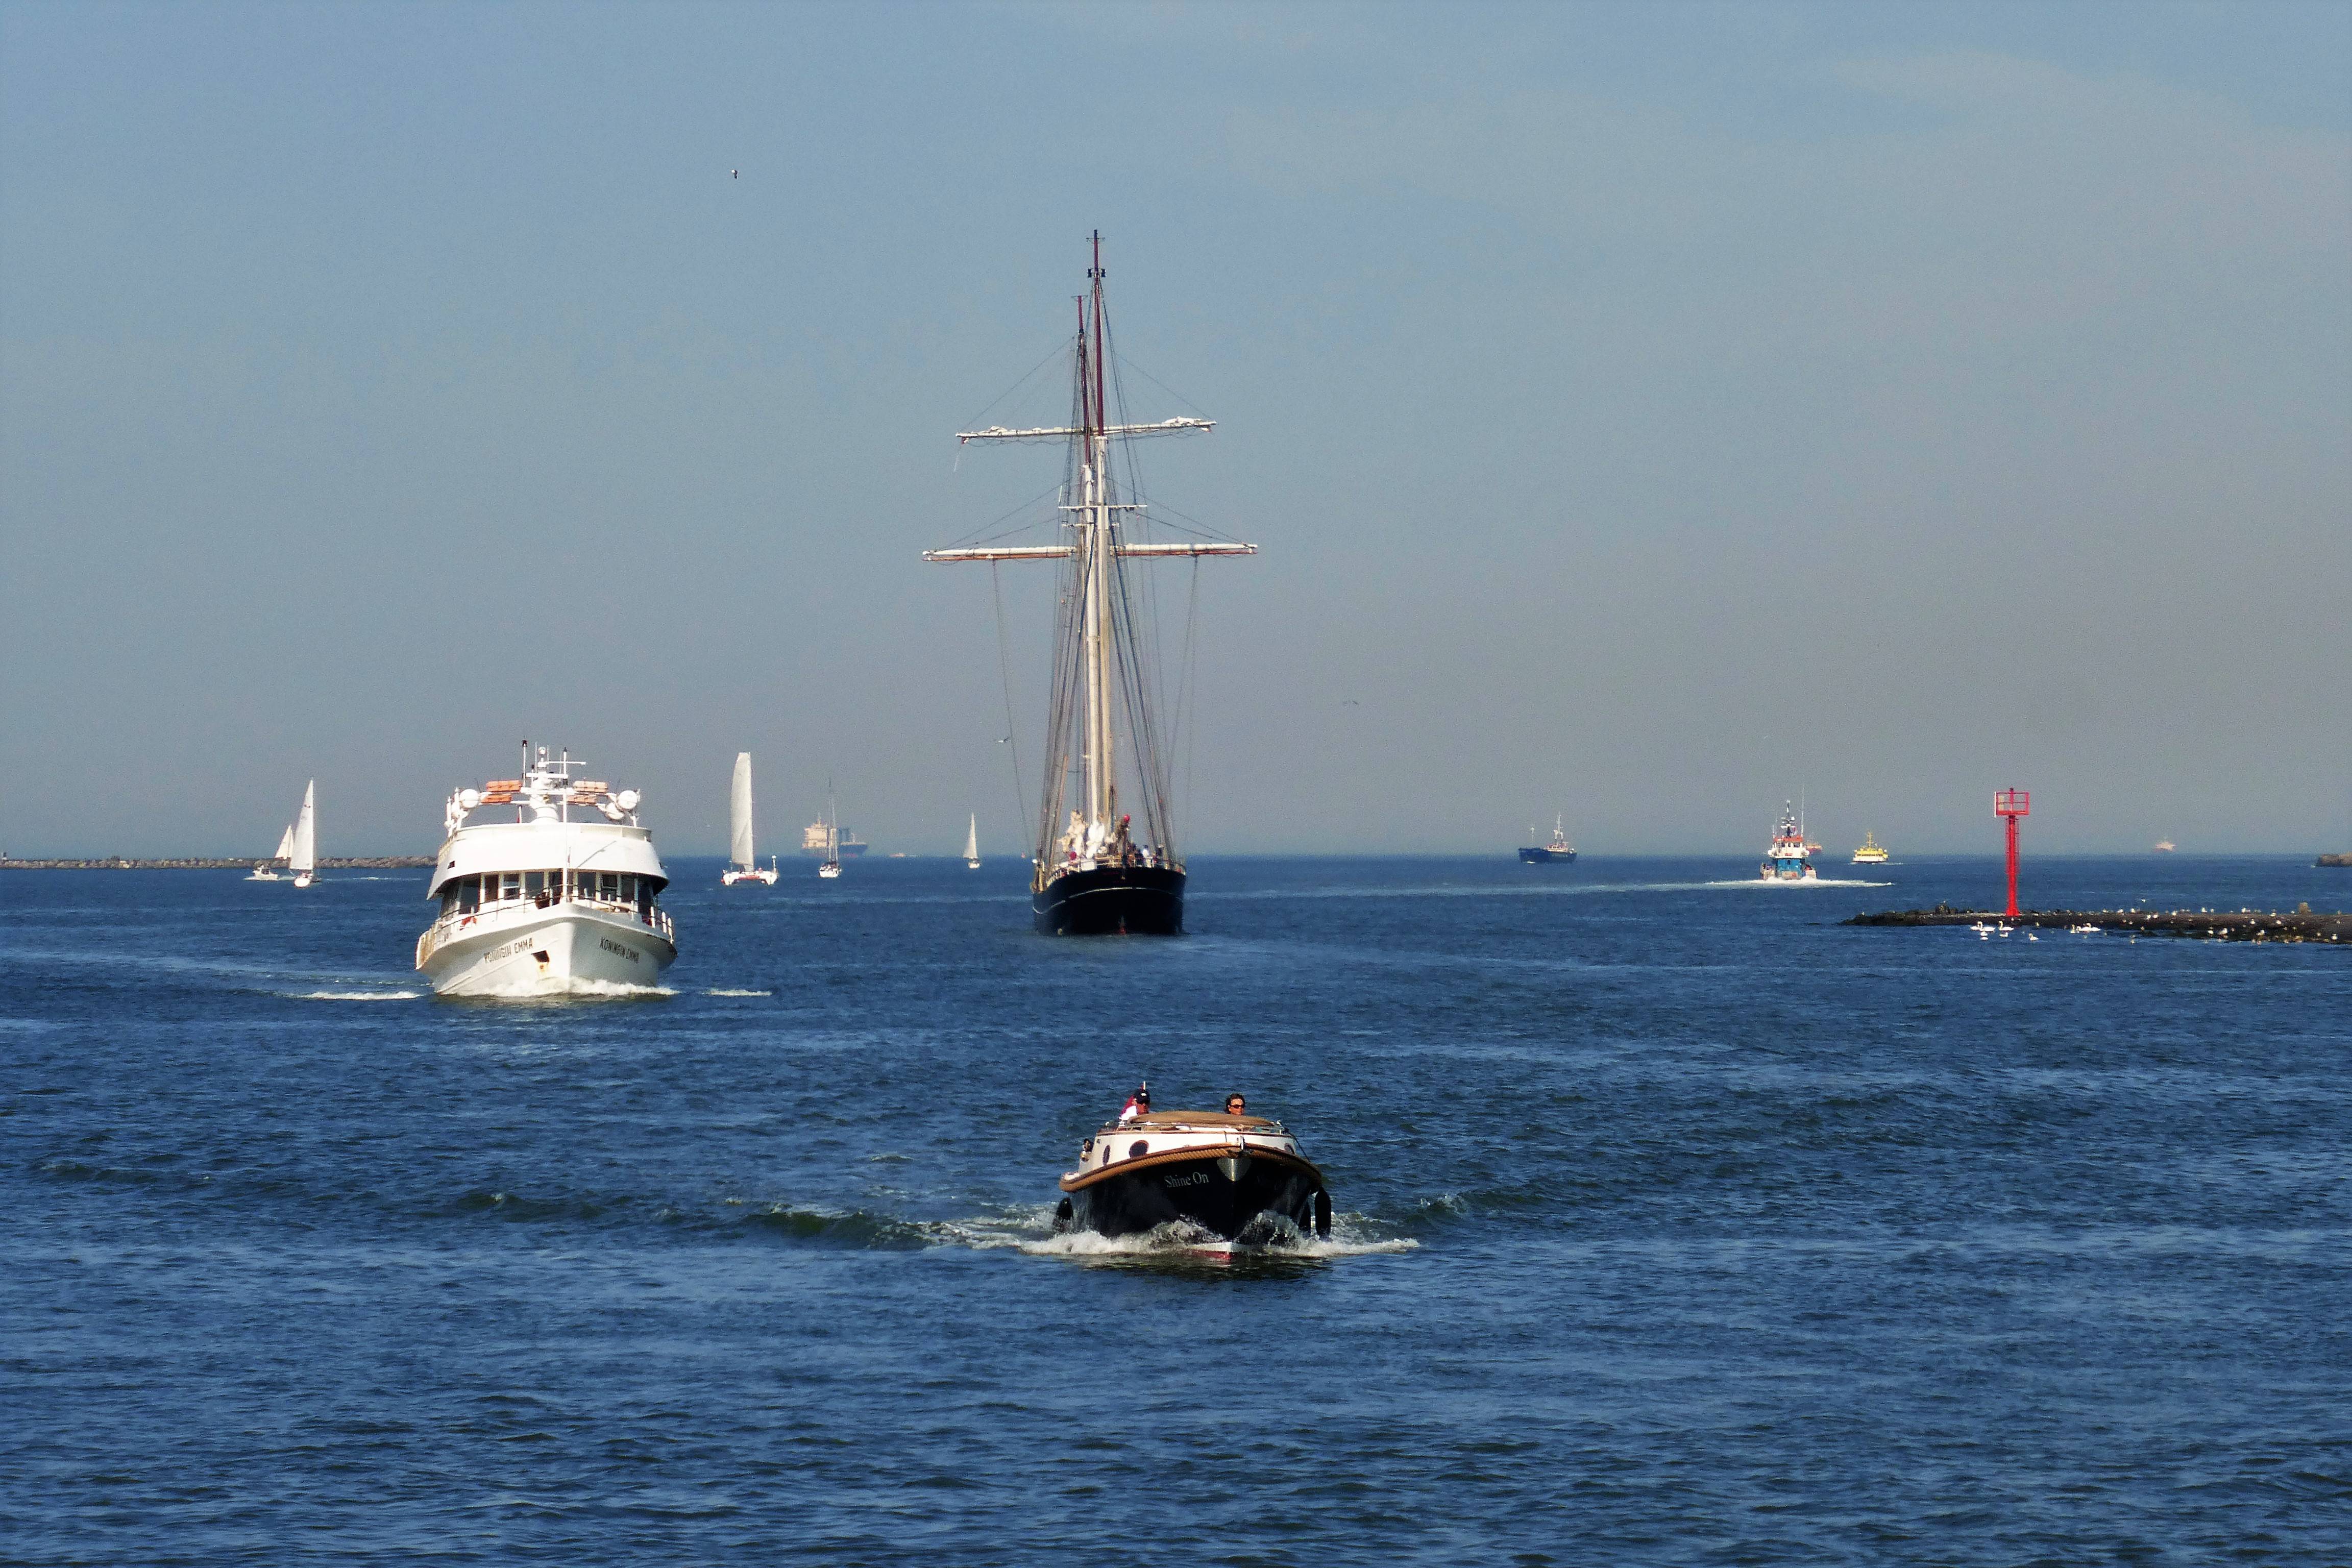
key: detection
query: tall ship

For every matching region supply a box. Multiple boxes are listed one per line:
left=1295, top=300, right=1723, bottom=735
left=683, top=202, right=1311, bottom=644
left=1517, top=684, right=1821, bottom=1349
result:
left=1519, top=814, right=1577, bottom=864
left=721, top=752, right=779, bottom=885
left=925, top=233, right=1255, bottom=935
left=414, top=747, right=675, bottom=996
left=1760, top=801, right=1822, bottom=881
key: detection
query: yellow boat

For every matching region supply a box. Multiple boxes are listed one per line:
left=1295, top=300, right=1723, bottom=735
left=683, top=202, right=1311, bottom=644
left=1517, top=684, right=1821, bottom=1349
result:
left=1851, top=831, right=1890, bottom=865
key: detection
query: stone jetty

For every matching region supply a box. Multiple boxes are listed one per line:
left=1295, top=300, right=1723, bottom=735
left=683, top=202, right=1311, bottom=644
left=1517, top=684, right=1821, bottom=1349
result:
left=1, top=856, right=433, bottom=871
left=1849, top=902, right=2349, bottom=945
left=2320, top=853, right=2351, bottom=868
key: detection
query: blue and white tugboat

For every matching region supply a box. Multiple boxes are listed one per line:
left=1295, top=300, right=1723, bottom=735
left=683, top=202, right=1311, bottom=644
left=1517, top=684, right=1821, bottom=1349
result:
left=1053, top=1087, right=1331, bottom=1248
left=925, top=233, right=1256, bottom=935
left=1759, top=801, right=1821, bottom=881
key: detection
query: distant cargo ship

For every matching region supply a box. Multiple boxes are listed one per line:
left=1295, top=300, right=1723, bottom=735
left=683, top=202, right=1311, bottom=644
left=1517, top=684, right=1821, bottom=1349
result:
left=1518, top=814, right=1577, bottom=864
left=801, top=821, right=869, bottom=857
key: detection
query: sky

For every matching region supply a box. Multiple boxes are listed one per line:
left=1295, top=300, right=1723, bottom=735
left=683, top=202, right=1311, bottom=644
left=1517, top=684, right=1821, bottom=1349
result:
left=2, top=0, right=2346, bottom=858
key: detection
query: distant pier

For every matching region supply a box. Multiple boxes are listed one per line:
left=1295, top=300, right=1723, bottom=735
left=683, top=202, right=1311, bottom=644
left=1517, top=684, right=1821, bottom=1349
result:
left=2320, top=853, right=2351, bottom=868
left=1, top=856, right=433, bottom=871
left=1849, top=903, right=2349, bottom=945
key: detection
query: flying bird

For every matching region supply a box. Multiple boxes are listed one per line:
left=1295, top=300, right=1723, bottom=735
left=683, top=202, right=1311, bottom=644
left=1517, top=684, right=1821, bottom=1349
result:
left=730, top=169, right=739, bottom=179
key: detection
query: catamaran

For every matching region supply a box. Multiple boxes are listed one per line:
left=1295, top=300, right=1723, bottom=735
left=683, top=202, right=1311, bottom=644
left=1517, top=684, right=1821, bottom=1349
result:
left=414, top=747, right=674, bottom=996
left=964, top=814, right=981, bottom=871
left=720, top=752, right=779, bottom=885
left=287, top=781, right=317, bottom=888
left=925, top=233, right=1255, bottom=935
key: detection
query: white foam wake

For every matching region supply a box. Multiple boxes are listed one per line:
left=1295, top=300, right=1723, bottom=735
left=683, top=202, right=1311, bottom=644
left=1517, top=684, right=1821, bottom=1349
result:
left=453, top=977, right=679, bottom=1000
left=293, top=989, right=422, bottom=1001
left=1707, top=876, right=1892, bottom=888
left=705, top=988, right=773, bottom=997
left=1018, top=1227, right=1418, bottom=1261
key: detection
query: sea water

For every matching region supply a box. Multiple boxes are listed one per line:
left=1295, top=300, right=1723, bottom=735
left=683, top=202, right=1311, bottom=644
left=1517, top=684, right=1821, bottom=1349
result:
left=4, top=855, right=2346, bottom=1563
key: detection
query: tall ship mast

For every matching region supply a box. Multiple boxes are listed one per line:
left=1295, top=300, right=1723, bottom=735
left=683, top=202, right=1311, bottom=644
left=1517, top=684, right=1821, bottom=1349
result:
left=926, top=233, right=1255, bottom=935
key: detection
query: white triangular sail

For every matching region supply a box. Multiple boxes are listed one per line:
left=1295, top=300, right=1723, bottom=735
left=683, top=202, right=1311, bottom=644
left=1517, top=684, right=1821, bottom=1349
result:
left=964, top=814, right=979, bottom=866
left=288, top=780, right=316, bottom=873
left=728, top=753, right=756, bottom=872
left=273, top=824, right=296, bottom=861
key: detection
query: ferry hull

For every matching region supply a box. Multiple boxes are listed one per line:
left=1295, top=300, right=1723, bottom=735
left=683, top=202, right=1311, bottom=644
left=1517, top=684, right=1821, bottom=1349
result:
left=418, top=909, right=674, bottom=997
left=1518, top=847, right=1576, bottom=864
left=1062, top=1155, right=1328, bottom=1243
left=1032, top=865, right=1185, bottom=936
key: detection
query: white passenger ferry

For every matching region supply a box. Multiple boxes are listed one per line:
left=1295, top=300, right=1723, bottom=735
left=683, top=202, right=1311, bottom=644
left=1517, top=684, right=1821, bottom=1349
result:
left=414, top=747, right=675, bottom=997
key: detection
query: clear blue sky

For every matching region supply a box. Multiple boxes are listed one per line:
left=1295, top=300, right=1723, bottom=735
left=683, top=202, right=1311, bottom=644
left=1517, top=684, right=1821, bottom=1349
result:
left=4, top=1, right=2346, bottom=856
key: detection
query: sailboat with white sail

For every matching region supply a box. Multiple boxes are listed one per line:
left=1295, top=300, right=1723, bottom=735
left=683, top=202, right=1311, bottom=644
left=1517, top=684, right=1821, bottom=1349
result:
left=818, top=785, right=842, bottom=879
left=288, top=781, right=317, bottom=888
left=926, top=233, right=1255, bottom=935
left=964, top=814, right=981, bottom=871
left=249, top=820, right=295, bottom=880
left=720, top=752, right=779, bottom=885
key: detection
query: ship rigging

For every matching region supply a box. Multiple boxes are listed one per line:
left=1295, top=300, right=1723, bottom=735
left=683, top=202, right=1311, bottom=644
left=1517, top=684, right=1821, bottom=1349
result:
left=926, top=234, right=1254, bottom=935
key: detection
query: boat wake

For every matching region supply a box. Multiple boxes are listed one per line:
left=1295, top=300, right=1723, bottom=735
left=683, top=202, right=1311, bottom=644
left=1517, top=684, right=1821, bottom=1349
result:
left=1018, top=1223, right=1417, bottom=1263
left=1707, top=877, right=1892, bottom=889
left=705, top=988, right=773, bottom=997
left=292, top=989, right=423, bottom=1001
left=452, top=978, right=679, bottom=1000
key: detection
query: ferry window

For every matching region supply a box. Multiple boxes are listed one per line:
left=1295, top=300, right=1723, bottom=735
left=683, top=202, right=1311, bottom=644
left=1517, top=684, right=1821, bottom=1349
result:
left=523, top=871, right=544, bottom=896
left=501, top=873, right=521, bottom=901
left=618, top=874, right=635, bottom=903
left=456, top=876, right=479, bottom=913
left=600, top=872, right=619, bottom=900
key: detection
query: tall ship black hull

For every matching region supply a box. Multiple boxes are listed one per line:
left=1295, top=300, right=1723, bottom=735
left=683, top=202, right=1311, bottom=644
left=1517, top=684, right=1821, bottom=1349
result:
left=1033, top=865, right=1185, bottom=936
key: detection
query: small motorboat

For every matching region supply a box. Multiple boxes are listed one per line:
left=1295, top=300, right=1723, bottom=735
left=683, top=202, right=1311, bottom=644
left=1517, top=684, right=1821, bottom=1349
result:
left=1054, top=1104, right=1331, bottom=1247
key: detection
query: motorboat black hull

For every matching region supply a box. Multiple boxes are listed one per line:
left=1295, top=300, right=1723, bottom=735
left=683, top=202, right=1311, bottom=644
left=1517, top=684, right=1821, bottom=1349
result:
left=1032, top=865, right=1185, bottom=936
left=1060, top=1153, right=1329, bottom=1243
left=1518, top=847, right=1576, bottom=863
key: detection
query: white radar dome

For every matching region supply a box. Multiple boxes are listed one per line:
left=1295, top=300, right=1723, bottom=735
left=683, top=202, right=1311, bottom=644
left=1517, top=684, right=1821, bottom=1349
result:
left=458, top=788, right=482, bottom=810
left=614, top=790, right=641, bottom=811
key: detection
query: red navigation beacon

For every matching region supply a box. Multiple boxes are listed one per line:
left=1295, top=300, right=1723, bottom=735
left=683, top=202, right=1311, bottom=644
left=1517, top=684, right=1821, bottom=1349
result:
left=1995, top=788, right=2031, bottom=917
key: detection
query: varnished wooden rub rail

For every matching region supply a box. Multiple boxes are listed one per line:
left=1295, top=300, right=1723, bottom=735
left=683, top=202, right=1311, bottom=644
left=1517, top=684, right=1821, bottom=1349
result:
left=1848, top=903, right=2350, bottom=944
left=1, top=856, right=435, bottom=870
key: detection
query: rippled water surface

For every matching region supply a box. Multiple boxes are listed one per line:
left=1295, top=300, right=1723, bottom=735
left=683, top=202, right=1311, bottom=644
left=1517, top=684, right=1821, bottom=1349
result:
left=6, top=855, right=2348, bottom=1563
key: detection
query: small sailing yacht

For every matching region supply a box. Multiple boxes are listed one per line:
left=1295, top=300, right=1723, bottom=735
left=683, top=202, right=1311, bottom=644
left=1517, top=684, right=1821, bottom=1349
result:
left=288, top=781, right=317, bottom=888
left=720, top=752, right=780, bottom=886
left=924, top=233, right=1256, bottom=935
left=818, top=785, right=842, bottom=879
left=964, top=814, right=981, bottom=870
left=250, top=821, right=294, bottom=880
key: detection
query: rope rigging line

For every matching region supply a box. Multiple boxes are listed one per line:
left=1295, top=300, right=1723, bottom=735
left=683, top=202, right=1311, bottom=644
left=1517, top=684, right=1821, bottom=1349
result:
left=955, top=332, right=1080, bottom=439
left=989, top=561, right=1027, bottom=848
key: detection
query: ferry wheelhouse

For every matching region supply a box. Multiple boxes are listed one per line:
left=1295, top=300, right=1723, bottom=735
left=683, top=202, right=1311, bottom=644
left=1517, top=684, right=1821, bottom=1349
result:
left=414, top=747, right=675, bottom=996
